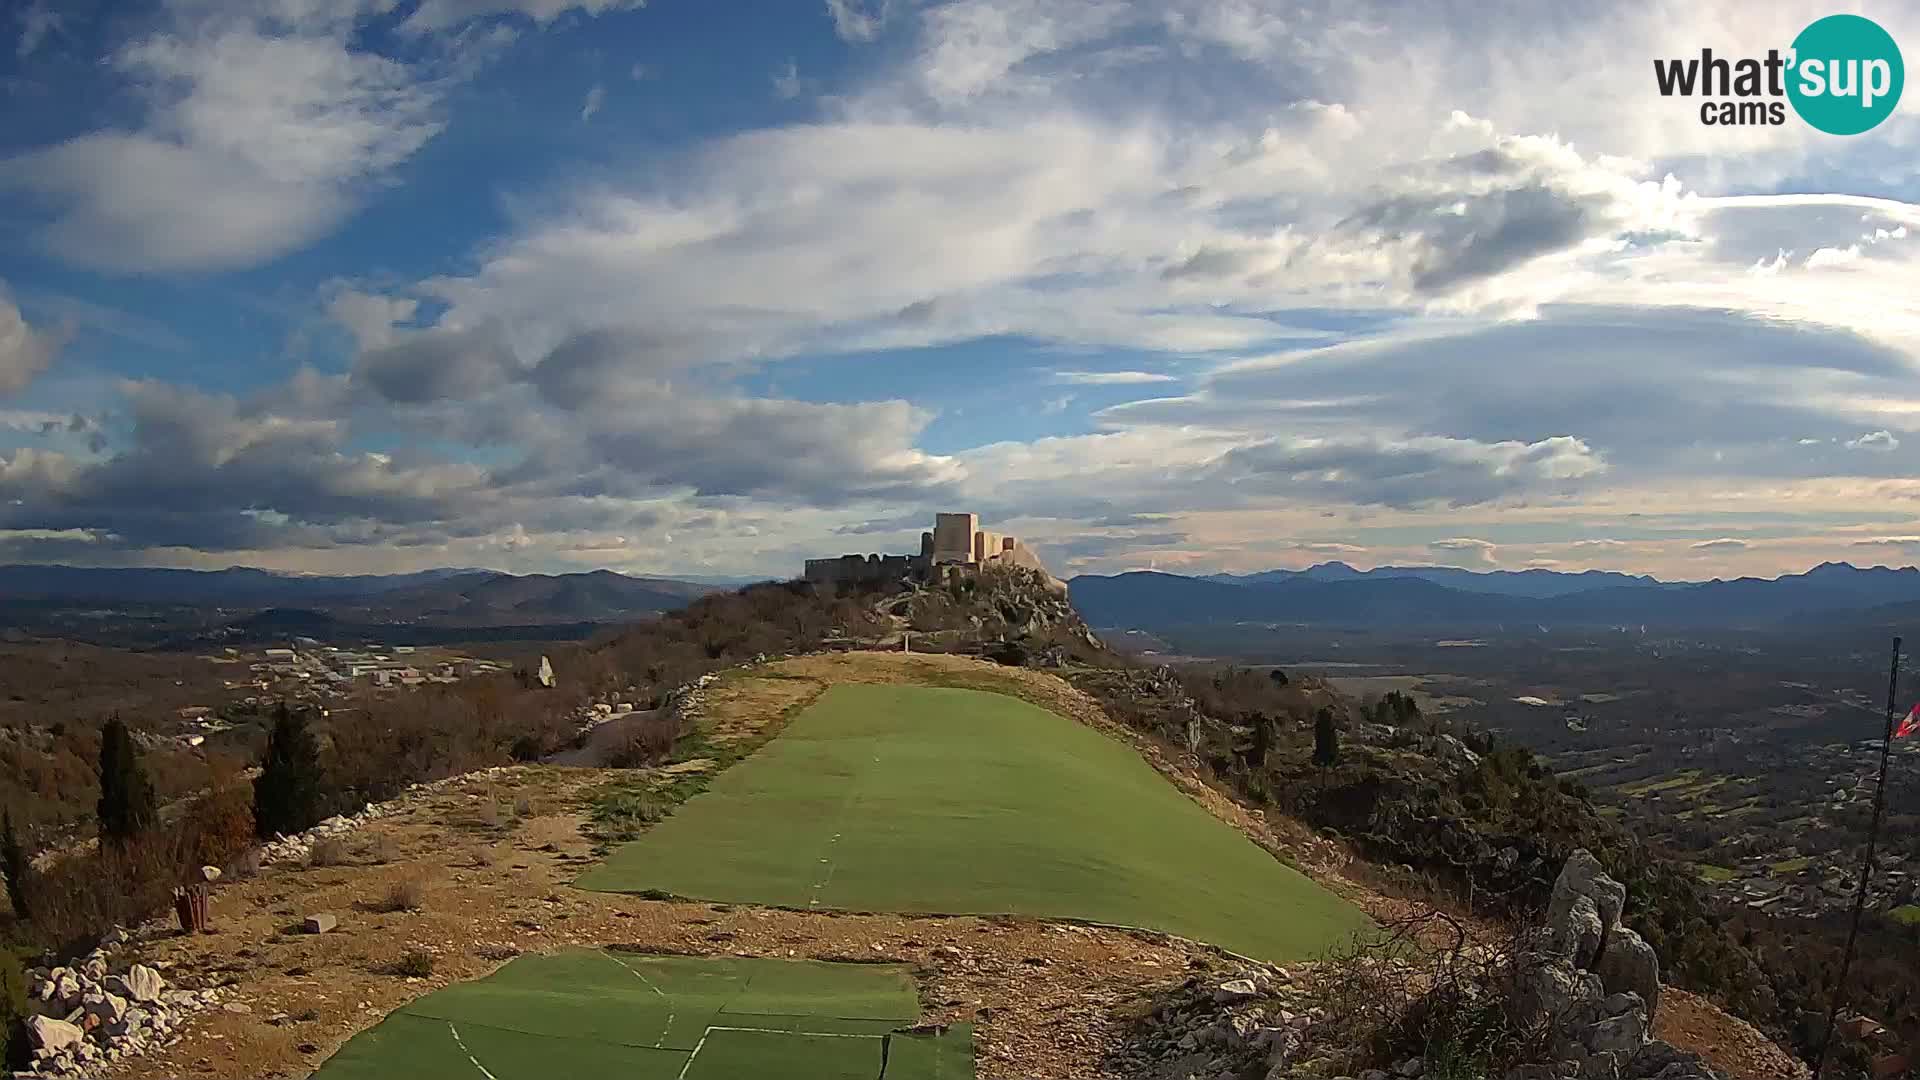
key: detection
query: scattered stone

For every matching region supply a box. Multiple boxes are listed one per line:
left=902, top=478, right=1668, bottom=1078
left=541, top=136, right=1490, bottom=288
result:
left=28, top=1015, right=85, bottom=1053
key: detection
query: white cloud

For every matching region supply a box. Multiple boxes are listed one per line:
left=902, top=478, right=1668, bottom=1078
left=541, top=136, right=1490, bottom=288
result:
left=1053, top=370, right=1176, bottom=385
left=581, top=82, right=605, bottom=121
left=1428, top=537, right=1497, bottom=567
left=772, top=58, right=802, bottom=100
left=14, top=1, right=61, bottom=59
left=399, top=0, right=648, bottom=33
left=1690, top=538, right=1749, bottom=551
left=826, top=0, right=892, bottom=43
left=4, top=14, right=442, bottom=272
left=1847, top=430, right=1900, bottom=453
left=0, top=287, right=59, bottom=397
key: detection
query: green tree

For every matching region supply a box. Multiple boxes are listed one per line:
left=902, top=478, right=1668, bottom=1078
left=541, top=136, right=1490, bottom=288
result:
left=0, top=813, right=28, bottom=921
left=254, top=705, right=326, bottom=840
left=1312, top=707, right=1340, bottom=768
left=96, top=716, right=157, bottom=844
left=0, top=948, right=26, bottom=1072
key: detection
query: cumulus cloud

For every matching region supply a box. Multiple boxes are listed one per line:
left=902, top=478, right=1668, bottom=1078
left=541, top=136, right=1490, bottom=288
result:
left=1428, top=537, right=1497, bottom=567
left=0, top=289, right=59, bottom=397
left=581, top=82, right=605, bottom=122
left=3, top=13, right=443, bottom=272
left=1846, top=430, right=1900, bottom=453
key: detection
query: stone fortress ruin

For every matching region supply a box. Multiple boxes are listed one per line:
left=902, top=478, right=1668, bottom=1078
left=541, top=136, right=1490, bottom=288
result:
left=804, top=513, right=1046, bottom=585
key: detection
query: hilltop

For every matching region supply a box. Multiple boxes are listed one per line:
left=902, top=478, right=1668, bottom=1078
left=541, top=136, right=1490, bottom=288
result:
left=0, top=562, right=1831, bottom=1079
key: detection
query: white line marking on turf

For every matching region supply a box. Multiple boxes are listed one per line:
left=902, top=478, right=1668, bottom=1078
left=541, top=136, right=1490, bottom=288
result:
left=678, top=1024, right=887, bottom=1078
left=447, top=1022, right=500, bottom=1080
left=602, top=950, right=675, bottom=1048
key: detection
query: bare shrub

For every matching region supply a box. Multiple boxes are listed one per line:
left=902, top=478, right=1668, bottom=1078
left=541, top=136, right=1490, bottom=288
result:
left=379, top=877, right=426, bottom=913
left=307, top=836, right=350, bottom=868
left=1314, top=910, right=1537, bottom=1079
left=608, top=713, right=681, bottom=769
left=470, top=845, right=494, bottom=868
left=385, top=949, right=434, bottom=978
left=513, top=793, right=534, bottom=817
left=478, top=797, right=501, bottom=828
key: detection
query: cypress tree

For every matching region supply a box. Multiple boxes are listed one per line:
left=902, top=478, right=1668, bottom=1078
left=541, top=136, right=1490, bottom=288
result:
left=1312, top=707, right=1341, bottom=768
left=96, top=717, right=157, bottom=844
left=0, top=813, right=28, bottom=921
left=254, top=705, right=325, bottom=839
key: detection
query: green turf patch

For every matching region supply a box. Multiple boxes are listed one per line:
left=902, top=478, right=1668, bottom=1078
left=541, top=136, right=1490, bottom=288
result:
left=884, top=1025, right=976, bottom=1080
left=1695, top=863, right=1735, bottom=883
left=683, top=1029, right=881, bottom=1080
left=1889, top=904, right=1920, bottom=926
left=576, top=683, right=1373, bottom=962
left=312, top=951, right=963, bottom=1079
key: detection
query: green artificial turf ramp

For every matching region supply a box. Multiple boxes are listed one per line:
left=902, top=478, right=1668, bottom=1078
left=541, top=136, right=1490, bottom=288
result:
left=311, top=951, right=962, bottom=1079
left=883, top=1025, right=976, bottom=1079
left=577, top=683, right=1373, bottom=962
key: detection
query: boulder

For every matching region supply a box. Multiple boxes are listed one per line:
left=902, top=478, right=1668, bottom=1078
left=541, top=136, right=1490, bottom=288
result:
left=1594, top=928, right=1661, bottom=1024
left=117, top=964, right=166, bottom=1004
left=82, top=991, right=127, bottom=1028
left=27, top=1015, right=84, bottom=1052
left=303, top=913, right=338, bottom=934
left=1212, top=978, right=1260, bottom=1004
left=1549, top=850, right=1625, bottom=943
left=1554, top=892, right=1605, bottom=969
left=1512, top=958, right=1600, bottom=1032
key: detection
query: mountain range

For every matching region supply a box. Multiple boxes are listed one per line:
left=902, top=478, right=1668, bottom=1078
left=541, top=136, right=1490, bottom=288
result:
left=1070, top=561, right=1920, bottom=631
left=0, top=565, right=723, bottom=629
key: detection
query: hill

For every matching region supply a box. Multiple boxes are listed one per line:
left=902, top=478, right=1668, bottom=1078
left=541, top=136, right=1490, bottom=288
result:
left=1072, top=561, right=1920, bottom=631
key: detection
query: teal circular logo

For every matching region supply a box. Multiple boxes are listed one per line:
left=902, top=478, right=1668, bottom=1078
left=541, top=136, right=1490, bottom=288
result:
left=1788, top=14, right=1904, bottom=135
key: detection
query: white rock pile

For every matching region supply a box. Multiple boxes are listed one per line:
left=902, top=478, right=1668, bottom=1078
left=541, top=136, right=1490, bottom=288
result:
left=23, top=952, right=226, bottom=1077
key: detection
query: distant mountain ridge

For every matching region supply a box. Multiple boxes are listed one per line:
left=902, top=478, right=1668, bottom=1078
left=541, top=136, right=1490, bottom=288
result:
left=1203, top=561, right=1669, bottom=598
left=0, top=564, right=721, bottom=628
left=1072, top=561, right=1920, bottom=631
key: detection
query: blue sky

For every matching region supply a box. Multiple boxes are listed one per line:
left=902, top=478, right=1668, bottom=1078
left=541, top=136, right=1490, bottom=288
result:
left=3, top=0, right=1920, bottom=580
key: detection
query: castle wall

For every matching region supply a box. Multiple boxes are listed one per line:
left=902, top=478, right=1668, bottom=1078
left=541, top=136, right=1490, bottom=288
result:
left=932, top=513, right=979, bottom=564
left=803, top=513, right=1046, bottom=581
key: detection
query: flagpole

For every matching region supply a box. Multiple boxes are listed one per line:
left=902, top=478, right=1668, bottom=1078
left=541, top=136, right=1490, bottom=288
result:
left=1811, top=635, right=1902, bottom=1080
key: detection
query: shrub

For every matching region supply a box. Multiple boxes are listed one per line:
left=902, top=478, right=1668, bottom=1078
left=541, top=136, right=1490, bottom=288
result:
left=379, top=877, right=426, bottom=913
left=370, top=833, right=401, bottom=865
left=2, top=813, right=29, bottom=921
left=255, top=706, right=325, bottom=840
left=96, top=717, right=157, bottom=844
left=608, top=713, right=680, bottom=769
left=470, top=845, right=494, bottom=868
left=307, top=837, right=350, bottom=868
left=0, top=947, right=26, bottom=1072
left=387, top=949, right=434, bottom=978
left=182, top=779, right=256, bottom=871
left=513, top=793, right=534, bottom=818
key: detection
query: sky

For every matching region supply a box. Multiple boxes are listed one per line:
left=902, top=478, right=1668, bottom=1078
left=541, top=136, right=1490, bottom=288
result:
left=3, top=0, right=1920, bottom=582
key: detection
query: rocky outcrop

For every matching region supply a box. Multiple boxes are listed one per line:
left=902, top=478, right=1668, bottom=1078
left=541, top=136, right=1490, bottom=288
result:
left=1507, top=849, right=1715, bottom=1080
left=25, top=950, right=227, bottom=1077
left=1108, top=965, right=1333, bottom=1080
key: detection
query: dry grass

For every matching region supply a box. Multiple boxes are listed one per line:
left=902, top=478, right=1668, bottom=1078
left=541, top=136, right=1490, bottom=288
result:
left=307, top=837, right=350, bottom=868
left=377, top=877, right=426, bottom=913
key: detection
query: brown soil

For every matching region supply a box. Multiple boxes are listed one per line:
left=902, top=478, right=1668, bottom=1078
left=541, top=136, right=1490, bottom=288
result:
left=1657, top=986, right=1811, bottom=1080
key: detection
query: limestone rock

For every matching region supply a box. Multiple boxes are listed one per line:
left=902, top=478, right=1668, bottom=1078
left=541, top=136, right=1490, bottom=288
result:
left=27, top=1015, right=85, bottom=1052
left=115, top=964, right=166, bottom=1004
left=1555, top=893, right=1605, bottom=970
left=1595, top=928, right=1661, bottom=1024
left=303, top=913, right=338, bottom=934
left=1212, top=978, right=1259, bottom=1004
left=1549, top=849, right=1625, bottom=945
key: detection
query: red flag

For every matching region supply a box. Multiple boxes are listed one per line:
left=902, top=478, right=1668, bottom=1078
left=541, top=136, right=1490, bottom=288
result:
left=1898, top=705, right=1919, bottom=739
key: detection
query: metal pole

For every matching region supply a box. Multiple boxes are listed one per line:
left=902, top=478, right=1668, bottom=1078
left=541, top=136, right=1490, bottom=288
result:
left=1811, top=636, right=1901, bottom=1080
